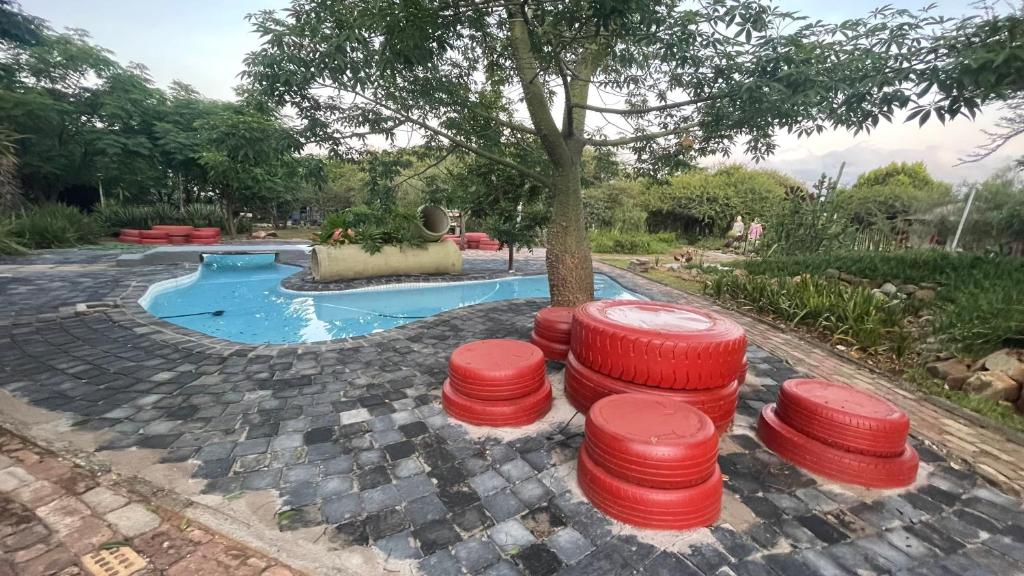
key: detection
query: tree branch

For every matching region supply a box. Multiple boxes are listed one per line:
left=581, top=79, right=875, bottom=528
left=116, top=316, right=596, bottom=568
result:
left=350, top=90, right=551, bottom=187
left=583, top=124, right=698, bottom=147
left=572, top=94, right=723, bottom=115
left=505, top=4, right=572, bottom=166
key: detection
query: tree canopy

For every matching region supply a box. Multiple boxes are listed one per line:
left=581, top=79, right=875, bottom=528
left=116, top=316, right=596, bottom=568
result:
left=243, top=0, right=1018, bottom=305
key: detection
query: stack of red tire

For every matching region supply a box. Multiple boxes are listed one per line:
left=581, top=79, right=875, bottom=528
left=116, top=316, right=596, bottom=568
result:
left=442, top=339, right=552, bottom=427
left=477, top=237, right=501, bottom=251
left=464, top=232, right=488, bottom=250
left=154, top=225, right=194, bottom=245
left=530, top=307, right=572, bottom=361
left=566, top=300, right=747, bottom=435
left=188, top=227, right=222, bottom=245
left=118, top=229, right=141, bottom=243
left=578, top=394, right=722, bottom=530
left=758, top=379, right=919, bottom=488
left=139, top=229, right=170, bottom=245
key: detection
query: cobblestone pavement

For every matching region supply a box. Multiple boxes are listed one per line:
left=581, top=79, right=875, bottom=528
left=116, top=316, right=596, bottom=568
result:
left=0, top=429, right=299, bottom=576
left=0, top=247, right=1023, bottom=575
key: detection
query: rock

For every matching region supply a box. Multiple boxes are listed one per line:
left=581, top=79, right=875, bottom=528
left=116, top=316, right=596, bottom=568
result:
left=879, top=282, right=898, bottom=296
left=927, top=358, right=971, bottom=381
left=627, top=258, right=651, bottom=273
left=897, top=284, right=919, bottom=295
left=664, top=263, right=681, bottom=272
left=838, top=272, right=859, bottom=284
left=912, top=288, right=936, bottom=302
left=980, top=349, right=1024, bottom=385
left=871, top=289, right=888, bottom=301
left=823, top=269, right=841, bottom=280
left=946, top=374, right=971, bottom=391
left=920, top=282, right=939, bottom=290
left=963, top=371, right=1021, bottom=402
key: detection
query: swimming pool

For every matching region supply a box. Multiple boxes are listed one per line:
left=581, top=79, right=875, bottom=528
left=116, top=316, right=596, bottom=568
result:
left=141, top=254, right=642, bottom=344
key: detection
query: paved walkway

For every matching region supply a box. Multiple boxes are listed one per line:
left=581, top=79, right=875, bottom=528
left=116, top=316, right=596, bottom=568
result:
left=0, top=248, right=1022, bottom=575
left=0, top=429, right=298, bottom=576
left=595, top=262, right=1024, bottom=497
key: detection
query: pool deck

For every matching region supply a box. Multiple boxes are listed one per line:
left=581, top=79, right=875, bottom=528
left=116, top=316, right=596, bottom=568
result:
left=1, top=246, right=1024, bottom=576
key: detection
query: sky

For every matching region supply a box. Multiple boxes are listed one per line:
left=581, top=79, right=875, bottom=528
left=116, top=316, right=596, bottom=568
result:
left=22, top=0, right=1024, bottom=186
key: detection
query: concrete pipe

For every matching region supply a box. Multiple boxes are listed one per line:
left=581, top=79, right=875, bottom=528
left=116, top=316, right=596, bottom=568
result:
left=311, top=242, right=463, bottom=282
left=418, top=205, right=452, bottom=242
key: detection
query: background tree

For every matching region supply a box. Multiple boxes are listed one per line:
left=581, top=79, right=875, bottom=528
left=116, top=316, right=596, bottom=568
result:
left=243, top=0, right=1008, bottom=305
left=195, top=104, right=309, bottom=235
left=835, top=162, right=954, bottom=228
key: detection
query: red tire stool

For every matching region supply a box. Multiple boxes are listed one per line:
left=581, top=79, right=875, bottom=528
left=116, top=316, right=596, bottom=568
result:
left=447, top=339, right=546, bottom=400
left=775, top=379, right=910, bottom=457
left=530, top=331, right=569, bottom=362
left=758, top=404, right=919, bottom=488
left=153, top=225, right=193, bottom=235
left=565, top=353, right=739, bottom=434
left=139, top=229, right=169, bottom=240
left=577, top=444, right=722, bottom=530
left=585, top=394, right=718, bottom=489
left=168, top=235, right=189, bottom=245
left=571, top=301, right=747, bottom=390
left=442, top=379, right=551, bottom=426
left=533, top=307, right=573, bottom=344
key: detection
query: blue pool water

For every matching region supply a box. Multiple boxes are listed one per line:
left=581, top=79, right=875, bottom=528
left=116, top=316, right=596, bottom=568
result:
left=141, top=254, right=642, bottom=344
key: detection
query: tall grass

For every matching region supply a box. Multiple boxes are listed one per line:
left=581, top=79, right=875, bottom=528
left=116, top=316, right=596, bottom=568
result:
left=11, top=204, right=101, bottom=248
left=705, top=273, right=916, bottom=361
left=738, top=251, right=1023, bottom=357
left=589, top=230, right=677, bottom=254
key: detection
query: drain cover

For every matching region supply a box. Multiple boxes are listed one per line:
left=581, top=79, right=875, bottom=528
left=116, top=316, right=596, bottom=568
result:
left=82, top=547, right=148, bottom=576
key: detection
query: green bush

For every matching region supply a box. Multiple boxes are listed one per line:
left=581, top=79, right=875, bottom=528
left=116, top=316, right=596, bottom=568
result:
left=589, top=230, right=677, bottom=254
left=12, top=203, right=101, bottom=248
left=645, top=165, right=804, bottom=238
left=318, top=205, right=423, bottom=254
left=0, top=220, right=27, bottom=255
left=183, top=204, right=225, bottom=229
left=705, top=272, right=915, bottom=360
left=94, top=204, right=153, bottom=233
left=739, top=250, right=1024, bottom=357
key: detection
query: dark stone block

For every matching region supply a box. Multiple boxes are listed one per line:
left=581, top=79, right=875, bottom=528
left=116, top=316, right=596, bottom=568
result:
left=365, top=507, right=410, bottom=540
left=514, top=543, right=563, bottom=576
left=796, top=514, right=851, bottom=545
left=304, top=426, right=338, bottom=445
left=413, top=519, right=463, bottom=556
left=384, top=440, right=417, bottom=461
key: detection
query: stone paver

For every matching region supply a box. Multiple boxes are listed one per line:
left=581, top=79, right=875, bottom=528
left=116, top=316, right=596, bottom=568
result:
left=0, top=248, right=1023, bottom=575
left=0, top=429, right=299, bottom=576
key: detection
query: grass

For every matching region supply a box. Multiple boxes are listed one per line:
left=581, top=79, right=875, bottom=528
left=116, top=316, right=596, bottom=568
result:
left=597, top=256, right=704, bottom=294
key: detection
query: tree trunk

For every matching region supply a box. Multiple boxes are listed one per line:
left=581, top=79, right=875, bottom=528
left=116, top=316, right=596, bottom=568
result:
left=546, top=166, right=593, bottom=307
left=507, top=241, right=514, bottom=272
left=224, top=194, right=236, bottom=236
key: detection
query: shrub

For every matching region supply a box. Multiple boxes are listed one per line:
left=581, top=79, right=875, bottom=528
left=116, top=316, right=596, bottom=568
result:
left=183, top=204, right=225, bottom=229
left=589, top=230, right=677, bottom=254
left=318, top=205, right=423, bottom=254
left=705, top=272, right=915, bottom=360
left=11, top=203, right=101, bottom=248
left=94, top=204, right=154, bottom=233
left=0, top=219, right=27, bottom=255
left=738, top=251, right=1024, bottom=357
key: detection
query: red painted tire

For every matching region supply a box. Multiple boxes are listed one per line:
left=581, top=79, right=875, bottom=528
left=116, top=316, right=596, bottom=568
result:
left=448, top=373, right=545, bottom=402
left=464, top=232, right=488, bottom=241
left=442, top=379, right=551, bottom=427
left=585, top=394, right=718, bottom=489
left=757, top=404, right=919, bottom=489
left=193, top=227, right=222, bottom=235
left=139, top=238, right=169, bottom=245
left=565, top=353, right=738, bottom=434
left=738, top=357, right=748, bottom=385
left=775, top=379, right=910, bottom=457
left=570, top=301, right=747, bottom=390
left=152, top=225, right=194, bottom=235
left=168, top=235, right=189, bottom=245
left=119, top=229, right=142, bottom=238
left=529, top=331, right=569, bottom=362
left=449, top=339, right=545, bottom=383
left=577, top=444, right=721, bottom=530
left=139, top=229, right=170, bottom=240
left=534, top=307, right=573, bottom=344
left=118, top=236, right=140, bottom=244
